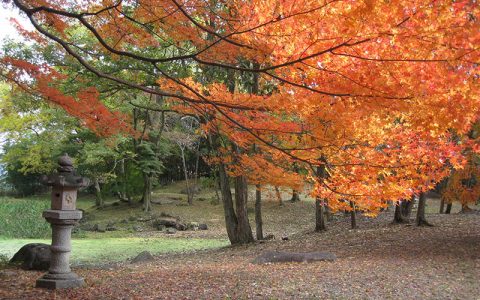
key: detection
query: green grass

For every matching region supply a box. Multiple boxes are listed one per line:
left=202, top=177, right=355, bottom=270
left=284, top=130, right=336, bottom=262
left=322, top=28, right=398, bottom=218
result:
left=0, top=237, right=229, bottom=264
left=0, top=197, right=51, bottom=238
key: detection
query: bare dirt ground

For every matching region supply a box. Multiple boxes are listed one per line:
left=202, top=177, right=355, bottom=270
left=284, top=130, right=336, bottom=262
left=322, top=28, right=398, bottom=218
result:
left=1, top=198, right=479, bottom=299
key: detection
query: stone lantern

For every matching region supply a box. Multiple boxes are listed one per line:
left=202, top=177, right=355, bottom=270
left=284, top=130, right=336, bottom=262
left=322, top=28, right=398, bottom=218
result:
left=36, top=154, right=89, bottom=289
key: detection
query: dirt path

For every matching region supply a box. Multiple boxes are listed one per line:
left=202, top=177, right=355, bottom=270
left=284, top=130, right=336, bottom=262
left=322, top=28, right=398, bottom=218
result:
left=1, top=210, right=479, bottom=299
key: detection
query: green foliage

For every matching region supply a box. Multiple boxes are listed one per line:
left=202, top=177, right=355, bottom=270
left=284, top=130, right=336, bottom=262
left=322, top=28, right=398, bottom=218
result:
left=0, top=197, right=51, bottom=238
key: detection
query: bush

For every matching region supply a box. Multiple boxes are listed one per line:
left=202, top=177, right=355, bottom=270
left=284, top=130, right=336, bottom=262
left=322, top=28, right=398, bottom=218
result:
left=0, top=197, right=51, bottom=238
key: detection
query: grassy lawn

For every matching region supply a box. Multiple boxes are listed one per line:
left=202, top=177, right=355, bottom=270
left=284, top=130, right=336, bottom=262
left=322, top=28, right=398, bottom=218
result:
left=0, top=237, right=228, bottom=264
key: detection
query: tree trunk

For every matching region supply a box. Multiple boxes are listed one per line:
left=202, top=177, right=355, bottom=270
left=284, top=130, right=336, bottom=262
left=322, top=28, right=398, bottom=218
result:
left=350, top=201, right=357, bottom=229
left=445, top=203, right=452, bottom=214
left=94, top=178, right=104, bottom=208
left=143, top=173, right=152, bottom=212
left=439, top=198, right=445, bottom=214
left=416, top=192, right=433, bottom=226
left=393, top=201, right=409, bottom=224
left=274, top=186, right=283, bottom=206
left=233, top=175, right=255, bottom=244
left=315, top=198, right=327, bottom=231
left=402, top=195, right=415, bottom=219
left=217, top=163, right=254, bottom=245
left=290, top=189, right=300, bottom=202
left=255, top=184, right=263, bottom=240
left=180, top=147, right=193, bottom=205
left=218, top=163, right=238, bottom=242
left=460, top=203, right=473, bottom=213
left=121, top=159, right=132, bottom=204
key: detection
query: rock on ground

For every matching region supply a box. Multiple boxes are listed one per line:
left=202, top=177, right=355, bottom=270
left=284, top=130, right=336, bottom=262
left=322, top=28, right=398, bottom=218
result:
left=9, top=243, right=51, bottom=271
left=131, top=251, right=154, bottom=264
left=252, top=251, right=336, bottom=264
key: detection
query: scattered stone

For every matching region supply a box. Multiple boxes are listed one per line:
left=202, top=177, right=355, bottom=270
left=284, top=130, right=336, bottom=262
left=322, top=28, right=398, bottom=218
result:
left=187, top=222, right=200, bottom=231
left=131, top=251, right=154, bottom=264
left=9, top=243, right=51, bottom=270
left=264, top=234, right=275, bottom=240
left=93, top=224, right=106, bottom=232
left=252, top=251, right=336, bottom=264
left=198, top=223, right=208, bottom=230
left=153, top=217, right=187, bottom=231
left=165, top=228, right=177, bottom=234
left=137, top=216, right=153, bottom=222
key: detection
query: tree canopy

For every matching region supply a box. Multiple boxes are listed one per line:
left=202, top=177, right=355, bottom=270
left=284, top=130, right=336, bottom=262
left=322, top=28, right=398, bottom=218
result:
left=1, top=0, right=479, bottom=214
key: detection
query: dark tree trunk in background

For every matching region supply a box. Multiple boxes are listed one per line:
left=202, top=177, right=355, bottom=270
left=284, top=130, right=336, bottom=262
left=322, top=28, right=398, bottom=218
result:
left=274, top=186, right=284, bottom=206
left=142, top=173, right=152, bottom=212
left=445, top=203, right=452, bottom=214
left=290, top=189, right=300, bottom=202
left=315, top=198, right=327, bottom=231
left=350, top=201, right=357, bottom=229
left=393, top=201, right=409, bottom=224
left=255, top=185, right=263, bottom=240
left=94, top=178, right=104, bottom=208
left=416, top=192, right=433, bottom=226
left=402, top=195, right=414, bottom=219
left=439, top=198, right=445, bottom=214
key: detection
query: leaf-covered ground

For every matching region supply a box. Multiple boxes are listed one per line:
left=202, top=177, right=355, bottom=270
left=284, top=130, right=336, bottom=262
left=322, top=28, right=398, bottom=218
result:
left=1, top=208, right=479, bottom=299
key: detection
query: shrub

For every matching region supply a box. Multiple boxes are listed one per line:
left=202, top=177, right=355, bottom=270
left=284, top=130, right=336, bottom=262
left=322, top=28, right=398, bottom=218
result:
left=0, top=197, right=51, bottom=238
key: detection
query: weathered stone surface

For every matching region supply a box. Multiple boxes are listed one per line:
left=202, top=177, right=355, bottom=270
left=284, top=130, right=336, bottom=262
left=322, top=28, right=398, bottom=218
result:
left=165, top=227, right=177, bottom=234
left=9, top=243, right=51, bottom=271
left=252, top=251, right=336, bottom=264
left=198, top=223, right=208, bottom=230
left=93, top=224, right=106, bottom=232
left=153, top=217, right=186, bottom=231
left=131, top=251, right=154, bottom=264
left=187, top=222, right=200, bottom=231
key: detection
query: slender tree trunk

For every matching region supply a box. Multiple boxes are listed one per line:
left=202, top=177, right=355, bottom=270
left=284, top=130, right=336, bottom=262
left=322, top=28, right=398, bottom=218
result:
left=350, top=201, right=357, bottom=229
left=445, top=203, right=452, bottom=214
left=94, top=178, right=104, bottom=208
left=439, top=198, right=445, bottom=214
left=315, top=198, right=327, bottom=231
left=180, top=147, right=193, bottom=205
left=290, top=189, right=300, bottom=202
left=416, top=192, right=433, bottom=226
left=143, top=173, right=152, bottom=212
left=393, top=201, right=409, bottom=223
left=255, top=184, right=263, bottom=240
left=274, top=186, right=283, bottom=206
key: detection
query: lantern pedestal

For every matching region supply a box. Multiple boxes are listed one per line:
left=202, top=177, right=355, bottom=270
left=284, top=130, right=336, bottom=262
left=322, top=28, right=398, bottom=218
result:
left=36, top=210, right=84, bottom=289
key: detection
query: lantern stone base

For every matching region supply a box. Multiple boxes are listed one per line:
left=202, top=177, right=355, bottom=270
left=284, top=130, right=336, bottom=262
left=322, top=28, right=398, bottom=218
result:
left=36, top=272, right=84, bottom=289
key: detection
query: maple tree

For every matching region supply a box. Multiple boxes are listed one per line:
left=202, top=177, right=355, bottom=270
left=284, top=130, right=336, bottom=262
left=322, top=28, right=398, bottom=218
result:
left=1, top=0, right=480, bottom=243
